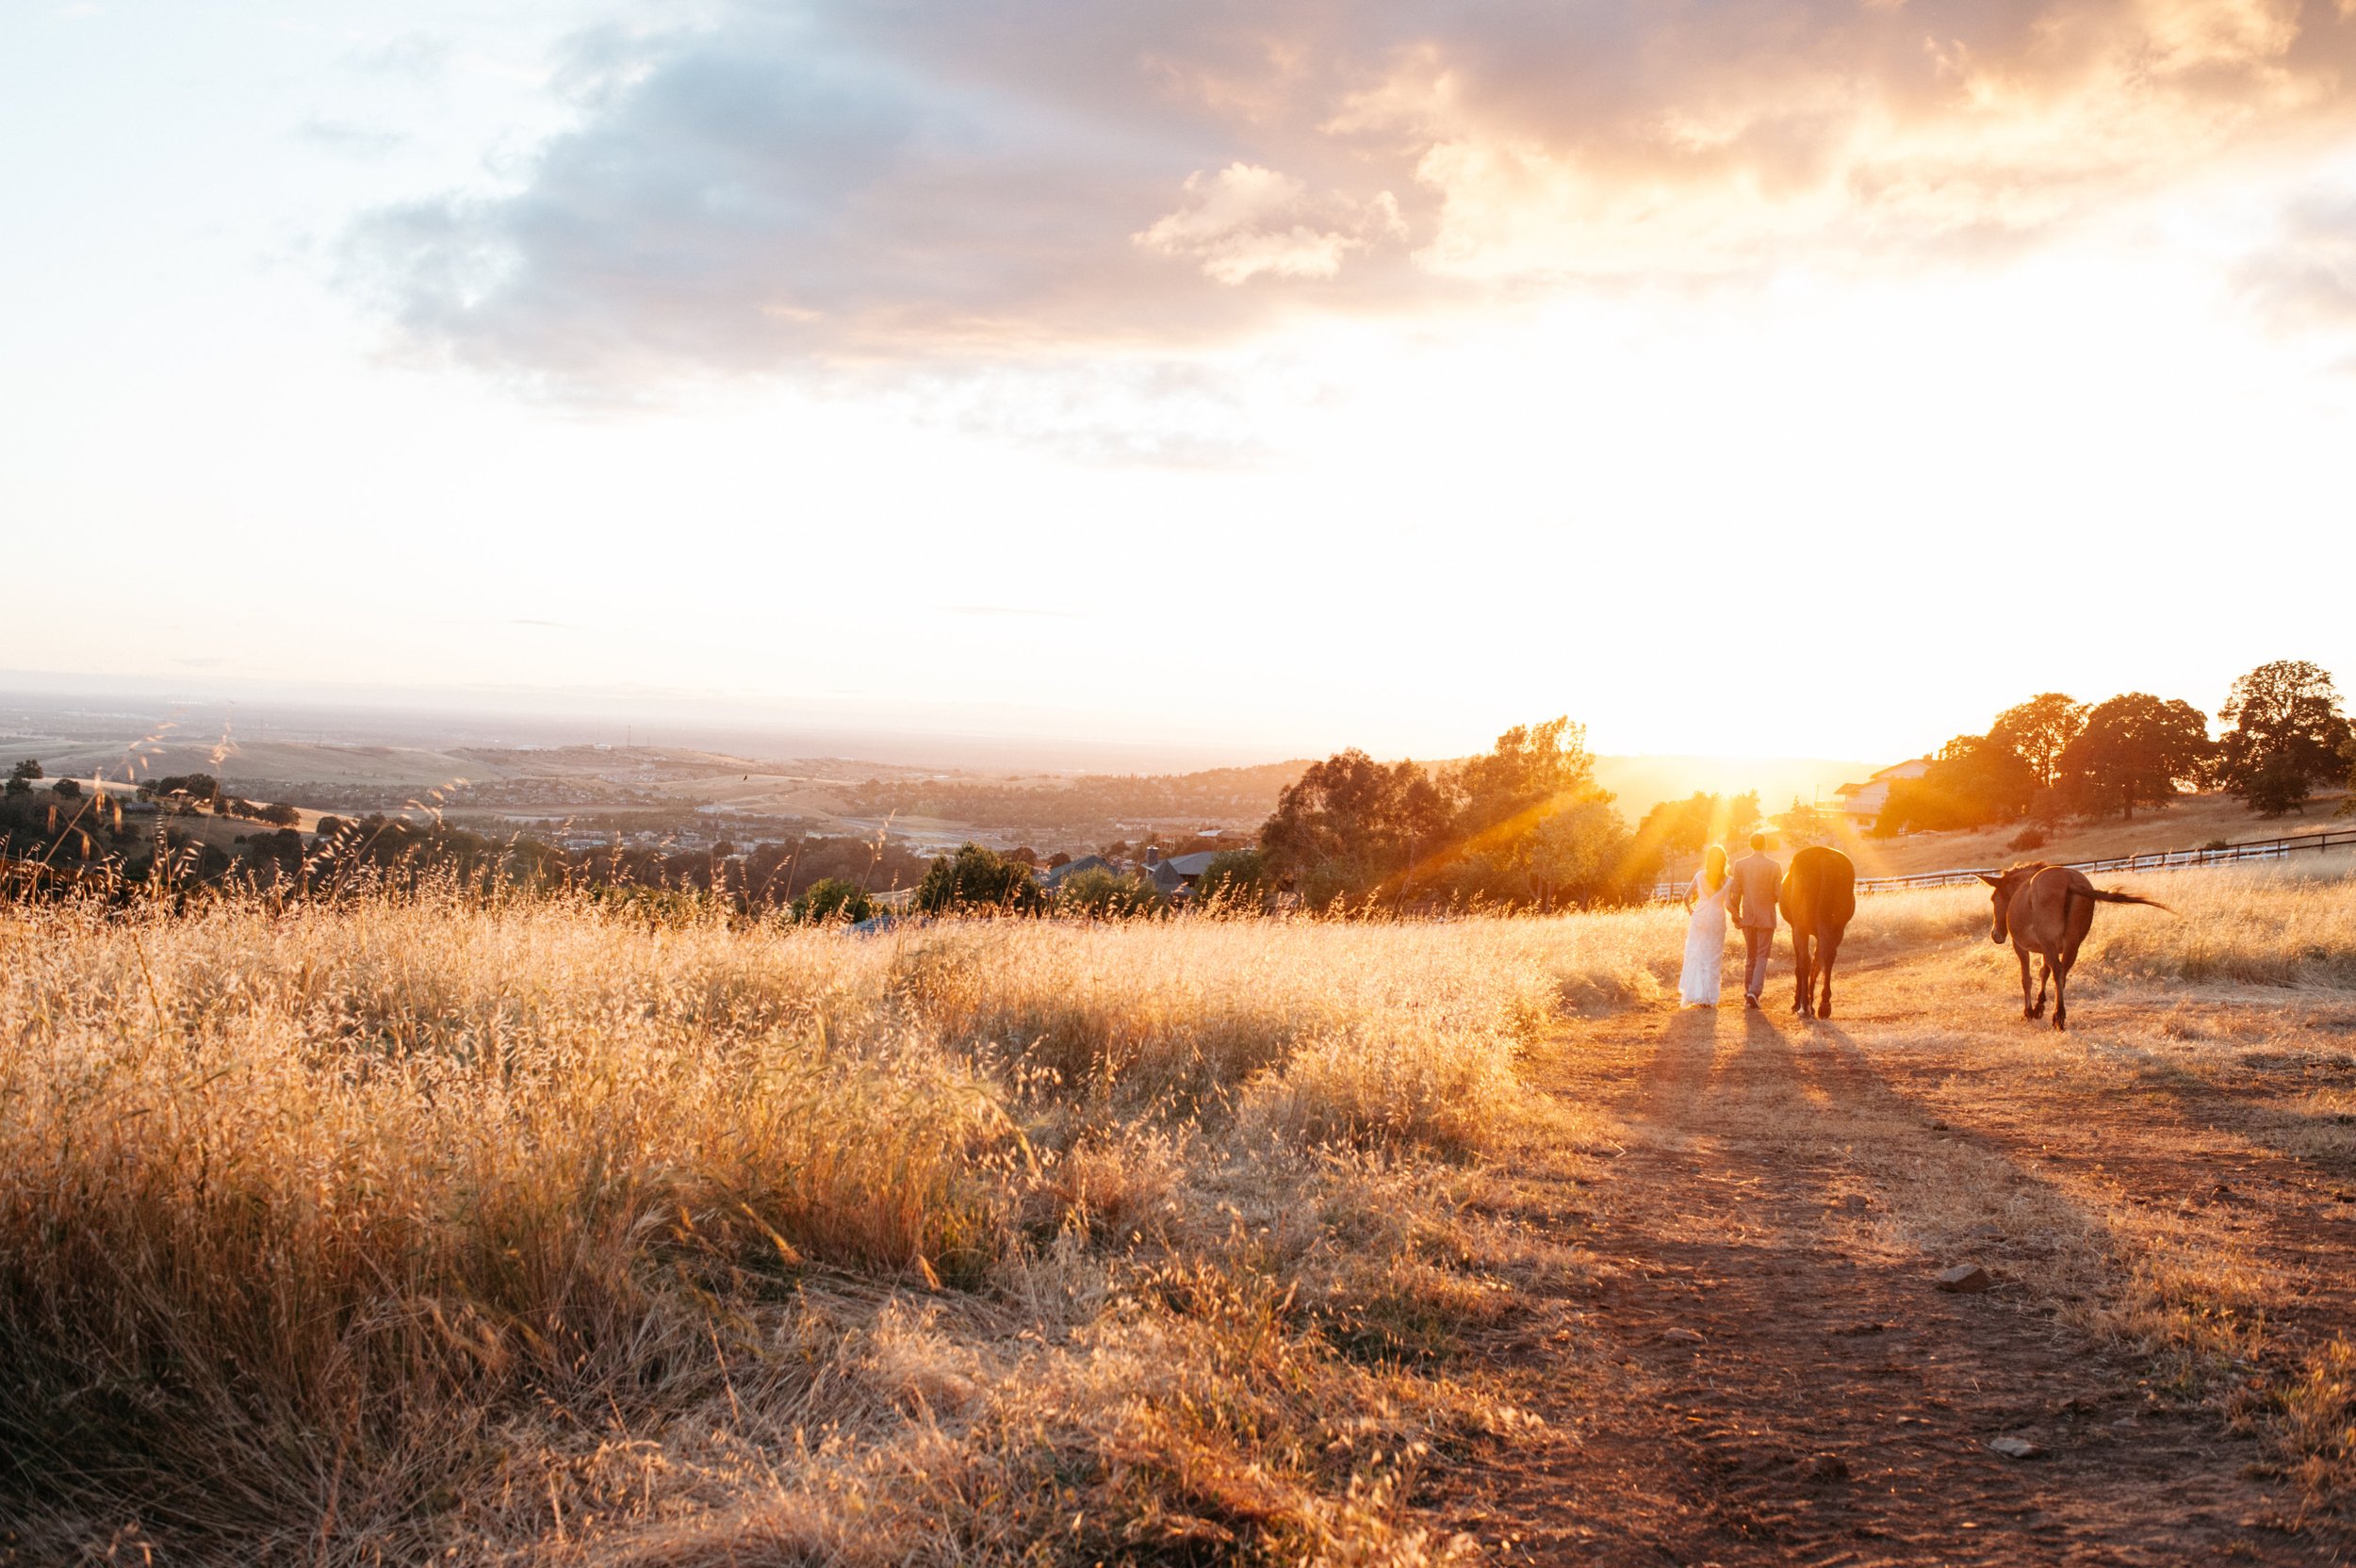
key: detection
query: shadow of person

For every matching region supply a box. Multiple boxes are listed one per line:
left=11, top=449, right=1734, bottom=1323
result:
left=1628, top=1003, right=1727, bottom=1121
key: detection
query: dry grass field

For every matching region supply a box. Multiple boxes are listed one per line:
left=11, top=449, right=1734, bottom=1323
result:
left=3, top=865, right=2355, bottom=1563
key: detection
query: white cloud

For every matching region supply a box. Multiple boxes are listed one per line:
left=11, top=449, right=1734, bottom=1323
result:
left=343, top=0, right=2356, bottom=384
left=1134, top=163, right=1404, bottom=284
left=2240, top=188, right=2356, bottom=328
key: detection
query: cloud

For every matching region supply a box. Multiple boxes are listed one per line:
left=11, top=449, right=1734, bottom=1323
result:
left=296, top=117, right=405, bottom=160
left=1134, top=163, right=1404, bottom=284
left=348, top=0, right=2356, bottom=384
left=348, top=32, right=453, bottom=83
left=2239, top=188, right=2356, bottom=328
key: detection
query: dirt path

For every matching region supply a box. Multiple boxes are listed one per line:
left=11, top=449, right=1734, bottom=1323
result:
left=1437, top=952, right=2356, bottom=1566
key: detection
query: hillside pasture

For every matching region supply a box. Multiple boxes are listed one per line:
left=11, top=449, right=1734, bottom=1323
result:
left=3, top=866, right=2355, bottom=1562
left=0, top=895, right=1676, bottom=1564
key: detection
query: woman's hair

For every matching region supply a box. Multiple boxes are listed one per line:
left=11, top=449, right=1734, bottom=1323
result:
left=1701, top=843, right=1729, bottom=892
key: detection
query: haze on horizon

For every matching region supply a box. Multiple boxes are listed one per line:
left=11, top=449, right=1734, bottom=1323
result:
left=7, top=0, right=2354, bottom=768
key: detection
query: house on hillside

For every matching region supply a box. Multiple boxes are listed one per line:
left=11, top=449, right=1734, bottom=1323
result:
left=1142, top=848, right=1224, bottom=898
left=1833, top=758, right=1934, bottom=824
left=1039, top=854, right=1116, bottom=890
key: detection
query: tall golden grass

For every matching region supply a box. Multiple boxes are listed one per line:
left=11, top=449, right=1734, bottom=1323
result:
left=8, top=862, right=2348, bottom=1561
left=1894, top=856, right=2356, bottom=992
left=2084, top=858, right=2356, bottom=987
left=0, top=890, right=1668, bottom=1564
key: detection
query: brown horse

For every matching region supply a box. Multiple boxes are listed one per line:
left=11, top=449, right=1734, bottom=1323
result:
left=1976, top=862, right=2169, bottom=1031
left=1779, top=845, right=1857, bottom=1019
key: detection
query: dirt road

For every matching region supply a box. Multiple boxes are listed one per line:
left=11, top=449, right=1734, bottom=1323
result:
left=1440, top=950, right=2356, bottom=1565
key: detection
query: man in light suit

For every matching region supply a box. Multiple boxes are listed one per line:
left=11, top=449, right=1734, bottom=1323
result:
left=1723, top=831, right=1781, bottom=1009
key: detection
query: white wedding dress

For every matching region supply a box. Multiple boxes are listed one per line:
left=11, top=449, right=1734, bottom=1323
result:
left=1679, top=872, right=1730, bottom=1006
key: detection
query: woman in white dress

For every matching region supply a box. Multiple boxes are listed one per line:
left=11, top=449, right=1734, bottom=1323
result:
left=1679, top=843, right=1733, bottom=1006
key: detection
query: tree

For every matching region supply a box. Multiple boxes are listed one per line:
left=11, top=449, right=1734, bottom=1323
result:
left=5, top=760, right=38, bottom=798
left=2244, top=755, right=2315, bottom=818
left=1874, top=735, right=2035, bottom=834
left=51, top=778, right=81, bottom=799
left=1633, top=792, right=1762, bottom=857
left=1191, top=848, right=1268, bottom=908
left=242, top=826, right=305, bottom=877
left=1446, top=717, right=1597, bottom=841
left=1519, top=797, right=1652, bottom=908
left=1988, top=694, right=2087, bottom=791
left=2060, top=694, right=2212, bottom=819
left=914, top=842, right=1041, bottom=914
left=792, top=876, right=875, bottom=923
left=153, top=773, right=220, bottom=804
left=1053, top=866, right=1164, bottom=917
left=1777, top=798, right=1839, bottom=846
left=1258, top=748, right=1451, bottom=903
left=2217, top=660, right=2351, bottom=816
left=1430, top=719, right=1636, bottom=908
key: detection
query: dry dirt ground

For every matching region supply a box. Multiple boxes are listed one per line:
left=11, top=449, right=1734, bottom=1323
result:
left=1437, top=946, right=2356, bottom=1566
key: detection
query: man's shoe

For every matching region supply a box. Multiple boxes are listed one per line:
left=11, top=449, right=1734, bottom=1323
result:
left=1744, top=996, right=1760, bottom=1010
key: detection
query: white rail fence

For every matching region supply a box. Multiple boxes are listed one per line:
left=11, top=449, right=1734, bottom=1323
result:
left=1648, top=825, right=2356, bottom=904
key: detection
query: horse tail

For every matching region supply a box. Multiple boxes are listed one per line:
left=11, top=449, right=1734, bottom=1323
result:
left=2067, top=886, right=2174, bottom=914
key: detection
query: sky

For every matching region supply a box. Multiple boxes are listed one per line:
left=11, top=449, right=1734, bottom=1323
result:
left=5, top=0, right=2355, bottom=767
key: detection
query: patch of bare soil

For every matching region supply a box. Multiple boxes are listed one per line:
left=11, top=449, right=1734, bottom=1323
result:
left=1437, top=954, right=2356, bottom=1565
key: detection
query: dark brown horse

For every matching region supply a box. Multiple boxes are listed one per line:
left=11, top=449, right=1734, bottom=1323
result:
left=1779, top=845, right=1857, bottom=1019
left=1976, top=862, right=2169, bottom=1031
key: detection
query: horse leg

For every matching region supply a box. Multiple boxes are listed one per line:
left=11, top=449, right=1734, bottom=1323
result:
left=2017, top=944, right=2036, bottom=1020
left=2033, top=955, right=2051, bottom=1020
left=2053, top=953, right=2072, bottom=1032
left=1792, top=926, right=1814, bottom=1018
left=1817, top=926, right=1842, bottom=1020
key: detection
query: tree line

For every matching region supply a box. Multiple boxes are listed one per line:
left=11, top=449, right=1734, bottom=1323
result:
left=1874, top=659, right=2353, bottom=833
left=7, top=658, right=2348, bottom=918
left=1255, top=718, right=1657, bottom=909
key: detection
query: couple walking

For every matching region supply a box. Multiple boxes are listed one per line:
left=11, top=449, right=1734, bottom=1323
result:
left=1680, top=832, right=1780, bottom=1009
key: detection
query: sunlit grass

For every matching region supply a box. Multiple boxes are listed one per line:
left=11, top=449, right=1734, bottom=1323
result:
left=0, top=890, right=1643, bottom=1564
left=8, top=859, right=2353, bottom=1560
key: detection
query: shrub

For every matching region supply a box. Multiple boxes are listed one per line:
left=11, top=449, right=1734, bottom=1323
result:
left=2007, top=825, right=2046, bottom=851
left=915, top=842, right=1041, bottom=914
left=1191, top=848, right=1268, bottom=908
left=793, top=875, right=875, bottom=923
left=1053, top=865, right=1164, bottom=917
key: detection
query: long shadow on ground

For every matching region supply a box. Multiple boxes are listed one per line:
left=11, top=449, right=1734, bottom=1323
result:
left=1437, top=997, right=2326, bottom=1566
